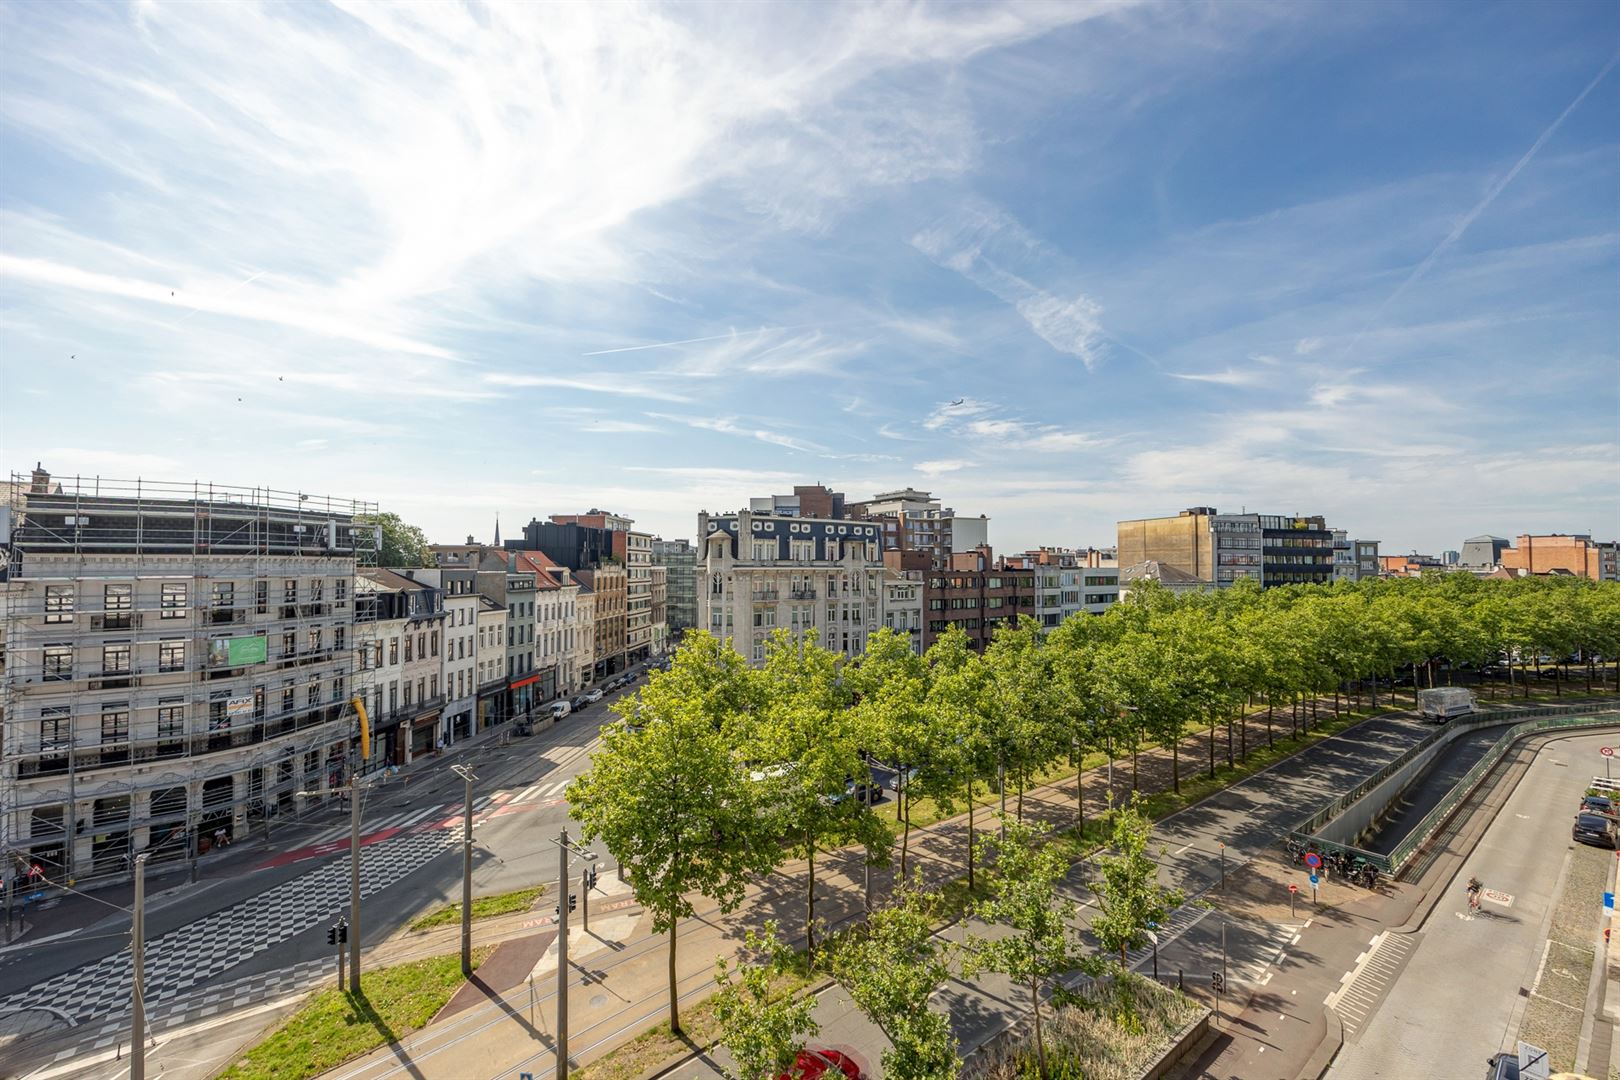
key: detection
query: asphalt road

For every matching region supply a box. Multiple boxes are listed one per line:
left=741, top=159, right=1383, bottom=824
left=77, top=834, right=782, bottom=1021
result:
left=0, top=671, right=651, bottom=1074
left=1328, top=730, right=1619, bottom=1079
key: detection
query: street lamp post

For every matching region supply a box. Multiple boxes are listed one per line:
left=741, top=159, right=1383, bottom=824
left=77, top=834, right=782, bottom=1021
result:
left=450, top=764, right=477, bottom=977
left=297, top=776, right=370, bottom=992
left=550, top=829, right=596, bottom=1080
left=131, top=853, right=149, bottom=1080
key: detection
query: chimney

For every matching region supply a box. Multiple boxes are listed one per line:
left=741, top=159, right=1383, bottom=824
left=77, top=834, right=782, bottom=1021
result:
left=30, top=462, right=51, bottom=494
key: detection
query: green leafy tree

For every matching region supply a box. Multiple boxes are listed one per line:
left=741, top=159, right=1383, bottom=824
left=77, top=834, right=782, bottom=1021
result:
left=358, top=510, right=430, bottom=567
left=1089, top=794, right=1186, bottom=968
left=964, top=817, right=1085, bottom=1080
left=823, top=888, right=959, bottom=1080
left=983, top=617, right=1063, bottom=823
left=758, top=628, right=889, bottom=957
left=713, top=921, right=819, bottom=1080
left=853, top=628, right=933, bottom=879
left=567, top=633, right=774, bottom=1034
left=924, top=627, right=996, bottom=891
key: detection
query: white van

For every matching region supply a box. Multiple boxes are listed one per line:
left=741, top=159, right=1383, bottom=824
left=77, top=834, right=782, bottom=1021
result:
left=548, top=700, right=571, bottom=721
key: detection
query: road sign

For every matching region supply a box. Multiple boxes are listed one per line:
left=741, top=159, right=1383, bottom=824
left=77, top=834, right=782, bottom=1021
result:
left=1309, top=873, right=1320, bottom=886
left=1304, top=852, right=1322, bottom=870
left=1288, top=884, right=1298, bottom=893
left=1603, top=747, right=1614, bottom=757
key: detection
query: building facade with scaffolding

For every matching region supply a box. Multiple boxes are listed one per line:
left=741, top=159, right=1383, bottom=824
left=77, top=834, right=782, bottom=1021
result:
left=0, top=468, right=377, bottom=888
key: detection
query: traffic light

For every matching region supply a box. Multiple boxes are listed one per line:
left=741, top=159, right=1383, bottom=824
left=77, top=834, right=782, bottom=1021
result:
left=327, top=920, right=348, bottom=945
left=585, top=867, right=598, bottom=891
left=554, top=894, right=577, bottom=916
left=327, top=925, right=337, bottom=945
left=1211, top=972, right=1227, bottom=994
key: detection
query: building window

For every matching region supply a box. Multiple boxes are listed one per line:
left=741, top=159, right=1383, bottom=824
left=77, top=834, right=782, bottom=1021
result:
left=334, top=626, right=346, bottom=651
left=256, top=579, right=268, bottom=614
left=307, top=628, right=322, bottom=653
left=44, top=584, right=73, bottom=624
left=431, top=631, right=439, bottom=657
left=284, top=579, right=298, bottom=603
left=158, top=702, right=185, bottom=739
left=212, top=581, right=234, bottom=609
left=44, top=643, right=73, bottom=680
left=390, top=637, right=399, bottom=664
left=311, top=579, right=324, bottom=602
left=282, top=630, right=297, bottom=658
left=102, top=642, right=131, bottom=675
left=282, top=685, right=295, bottom=716
left=158, top=640, right=186, bottom=672
left=40, top=707, right=70, bottom=751
left=335, top=578, right=348, bottom=601
left=161, top=582, right=187, bottom=618
left=404, top=636, right=414, bottom=662
left=103, top=583, right=133, bottom=628
left=307, top=680, right=320, bottom=707
left=101, top=705, right=129, bottom=745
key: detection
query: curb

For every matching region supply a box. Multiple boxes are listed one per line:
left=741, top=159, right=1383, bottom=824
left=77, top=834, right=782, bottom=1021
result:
left=1302, top=1004, right=1345, bottom=1080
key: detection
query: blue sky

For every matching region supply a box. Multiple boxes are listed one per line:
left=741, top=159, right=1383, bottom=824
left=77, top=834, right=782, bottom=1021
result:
left=2, top=0, right=1616, bottom=555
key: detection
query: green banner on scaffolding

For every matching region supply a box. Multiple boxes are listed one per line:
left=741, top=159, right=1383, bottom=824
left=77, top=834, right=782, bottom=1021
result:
left=208, top=635, right=267, bottom=667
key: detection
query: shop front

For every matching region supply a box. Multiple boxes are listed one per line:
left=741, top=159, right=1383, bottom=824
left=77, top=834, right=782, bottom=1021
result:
left=410, top=712, right=441, bottom=758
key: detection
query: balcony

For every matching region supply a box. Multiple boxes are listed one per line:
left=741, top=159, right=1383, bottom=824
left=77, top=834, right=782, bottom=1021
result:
left=790, top=588, right=817, bottom=599
left=751, top=590, right=780, bottom=602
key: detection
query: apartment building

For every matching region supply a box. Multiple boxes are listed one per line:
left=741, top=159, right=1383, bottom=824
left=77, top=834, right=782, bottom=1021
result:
left=1117, top=507, right=1336, bottom=588
left=357, top=569, right=448, bottom=760
left=697, top=508, right=885, bottom=665
left=474, top=595, right=507, bottom=729
left=576, top=563, right=626, bottom=679
left=509, top=550, right=582, bottom=699
left=882, top=570, right=924, bottom=654
left=921, top=545, right=1035, bottom=652
left=1500, top=533, right=1613, bottom=581
left=0, top=471, right=372, bottom=885
left=651, top=538, right=697, bottom=634
left=1005, top=548, right=1118, bottom=627
left=428, top=543, right=542, bottom=722
left=650, top=563, right=668, bottom=657
left=626, top=528, right=654, bottom=665
left=389, top=568, right=481, bottom=744
left=1331, top=532, right=1381, bottom=583
left=846, top=488, right=989, bottom=567
left=571, top=576, right=597, bottom=690
left=746, top=484, right=847, bottom=520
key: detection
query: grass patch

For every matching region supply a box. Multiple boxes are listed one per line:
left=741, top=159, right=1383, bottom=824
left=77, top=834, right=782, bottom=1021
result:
left=220, top=947, right=490, bottom=1080
left=572, top=964, right=813, bottom=1080
left=408, top=885, right=546, bottom=931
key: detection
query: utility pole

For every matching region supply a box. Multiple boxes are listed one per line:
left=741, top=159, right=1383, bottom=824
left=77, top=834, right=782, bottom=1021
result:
left=557, top=828, right=570, bottom=1080
left=550, top=828, right=596, bottom=1080
left=349, top=779, right=362, bottom=991
left=131, top=853, right=149, bottom=1080
left=451, top=765, right=477, bottom=977
left=297, top=779, right=368, bottom=992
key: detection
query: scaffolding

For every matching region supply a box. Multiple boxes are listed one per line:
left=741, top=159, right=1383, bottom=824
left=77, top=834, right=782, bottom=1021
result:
left=0, top=472, right=378, bottom=894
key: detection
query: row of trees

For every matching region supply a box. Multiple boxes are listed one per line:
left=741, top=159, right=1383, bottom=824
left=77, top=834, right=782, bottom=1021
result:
left=568, top=574, right=1619, bottom=1037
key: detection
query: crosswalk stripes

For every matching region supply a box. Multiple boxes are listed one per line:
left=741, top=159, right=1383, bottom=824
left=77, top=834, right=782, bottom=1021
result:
left=1238, top=920, right=1303, bottom=986
left=1324, top=931, right=1420, bottom=1041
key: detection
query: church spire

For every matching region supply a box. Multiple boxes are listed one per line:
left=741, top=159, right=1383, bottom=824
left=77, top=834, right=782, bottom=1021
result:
left=494, top=515, right=501, bottom=546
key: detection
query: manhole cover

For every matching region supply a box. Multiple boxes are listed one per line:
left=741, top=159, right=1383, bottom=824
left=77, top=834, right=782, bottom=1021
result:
left=590, top=994, right=607, bottom=1008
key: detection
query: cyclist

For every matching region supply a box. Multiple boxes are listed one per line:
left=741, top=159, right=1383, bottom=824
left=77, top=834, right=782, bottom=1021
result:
left=1466, top=876, right=1483, bottom=912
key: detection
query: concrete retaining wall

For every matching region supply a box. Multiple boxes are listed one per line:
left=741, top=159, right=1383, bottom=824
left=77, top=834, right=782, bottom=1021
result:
left=1317, top=719, right=1505, bottom=847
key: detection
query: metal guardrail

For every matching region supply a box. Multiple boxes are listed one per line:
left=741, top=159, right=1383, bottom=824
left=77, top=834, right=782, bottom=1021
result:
left=1386, top=708, right=1620, bottom=872
left=1287, top=701, right=1620, bottom=874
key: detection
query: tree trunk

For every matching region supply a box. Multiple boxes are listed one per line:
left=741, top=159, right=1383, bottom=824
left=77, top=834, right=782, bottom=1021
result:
left=966, top=774, right=976, bottom=892
left=1240, top=705, right=1248, bottom=762
left=1171, top=739, right=1180, bottom=794
left=1016, top=764, right=1025, bottom=824
left=1209, top=716, right=1217, bottom=779
left=1073, top=738, right=1084, bottom=833
left=1370, top=676, right=1379, bottom=710
left=1226, top=709, right=1235, bottom=769
left=1333, top=689, right=1340, bottom=717
left=668, top=927, right=681, bottom=1035
left=999, top=756, right=1008, bottom=842
left=1266, top=701, right=1274, bottom=749
left=805, top=836, right=817, bottom=959
left=899, top=768, right=910, bottom=881
left=1031, top=973, right=1048, bottom=1080
left=1132, top=747, right=1139, bottom=792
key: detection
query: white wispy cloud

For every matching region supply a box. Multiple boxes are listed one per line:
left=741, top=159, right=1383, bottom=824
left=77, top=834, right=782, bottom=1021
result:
left=645, top=412, right=826, bottom=454
left=1168, top=367, right=1264, bottom=387
left=482, top=373, right=693, bottom=403
left=915, top=458, right=973, bottom=476
left=911, top=202, right=1109, bottom=368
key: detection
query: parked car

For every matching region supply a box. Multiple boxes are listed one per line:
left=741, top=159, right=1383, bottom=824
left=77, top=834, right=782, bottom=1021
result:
left=1572, top=812, right=1619, bottom=849
left=570, top=695, right=589, bottom=711
left=585, top=688, right=605, bottom=703
left=548, top=700, right=571, bottom=721
left=778, top=1050, right=861, bottom=1080
left=1580, top=794, right=1615, bottom=815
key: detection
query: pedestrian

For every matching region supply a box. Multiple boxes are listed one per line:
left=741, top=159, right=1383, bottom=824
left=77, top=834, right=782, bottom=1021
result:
left=214, top=827, right=228, bottom=849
